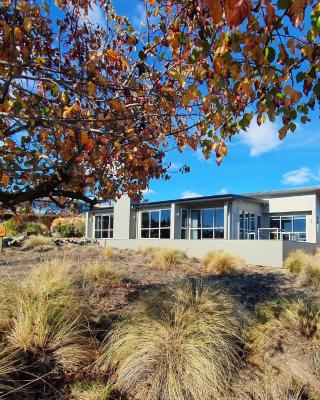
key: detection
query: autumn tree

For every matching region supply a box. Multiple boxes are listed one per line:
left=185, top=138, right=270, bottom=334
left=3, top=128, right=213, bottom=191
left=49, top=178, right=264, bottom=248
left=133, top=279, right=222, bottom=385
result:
left=0, top=0, right=319, bottom=210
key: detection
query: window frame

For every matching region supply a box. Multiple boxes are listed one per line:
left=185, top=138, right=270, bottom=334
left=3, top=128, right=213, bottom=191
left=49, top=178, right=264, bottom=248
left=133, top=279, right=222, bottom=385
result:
left=269, top=214, right=307, bottom=242
left=94, top=214, right=114, bottom=239
left=140, top=208, right=171, bottom=239
left=189, top=207, right=224, bottom=240
left=181, top=209, right=189, bottom=239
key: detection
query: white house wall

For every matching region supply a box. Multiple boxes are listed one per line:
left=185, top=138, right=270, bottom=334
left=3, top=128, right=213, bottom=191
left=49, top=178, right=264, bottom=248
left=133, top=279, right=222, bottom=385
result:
left=263, top=194, right=316, bottom=243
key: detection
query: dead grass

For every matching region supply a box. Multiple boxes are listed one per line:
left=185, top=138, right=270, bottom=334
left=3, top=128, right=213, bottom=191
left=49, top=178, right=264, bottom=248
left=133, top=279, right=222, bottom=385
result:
left=150, top=247, right=187, bottom=270
left=249, top=297, right=320, bottom=358
left=22, top=235, right=55, bottom=251
left=302, top=255, right=320, bottom=287
left=202, top=250, right=244, bottom=275
left=70, top=381, right=112, bottom=400
left=0, top=258, right=94, bottom=395
left=0, top=347, right=18, bottom=395
left=103, top=246, right=116, bottom=258
left=137, top=246, right=160, bottom=257
left=234, top=372, right=304, bottom=400
left=284, top=249, right=310, bottom=275
left=97, top=280, right=245, bottom=400
left=284, top=250, right=320, bottom=288
left=82, top=262, right=123, bottom=283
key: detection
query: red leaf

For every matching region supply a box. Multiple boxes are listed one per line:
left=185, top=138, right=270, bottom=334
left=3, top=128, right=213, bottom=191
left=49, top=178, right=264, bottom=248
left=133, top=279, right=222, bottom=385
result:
left=224, top=0, right=251, bottom=28
left=263, top=0, right=276, bottom=29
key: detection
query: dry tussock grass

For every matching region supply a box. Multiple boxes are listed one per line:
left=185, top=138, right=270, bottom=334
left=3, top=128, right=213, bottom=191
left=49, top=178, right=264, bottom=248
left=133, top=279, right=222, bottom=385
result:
left=302, top=255, right=320, bottom=287
left=284, top=249, right=310, bottom=275
left=82, top=262, right=123, bottom=283
left=137, top=246, right=159, bottom=257
left=284, top=249, right=320, bottom=287
left=202, top=250, right=244, bottom=275
left=71, top=381, right=112, bottom=400
left=97, top=280, right=244, bottom=400
left=234, top=372, right=304, bottom=400
left=249, top=297, right=320, bottom=360
left=0, top=259, right=94, bottom=395
left=103, top=246, right=117, bottom=258
left=22, top=235, right=55, bottom=251
left=150, top=247, right=187, bottom=269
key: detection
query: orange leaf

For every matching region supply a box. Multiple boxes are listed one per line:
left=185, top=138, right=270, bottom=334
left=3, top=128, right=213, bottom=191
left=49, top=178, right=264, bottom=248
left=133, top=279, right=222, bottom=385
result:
left=1, top=174, right=10, bottom=186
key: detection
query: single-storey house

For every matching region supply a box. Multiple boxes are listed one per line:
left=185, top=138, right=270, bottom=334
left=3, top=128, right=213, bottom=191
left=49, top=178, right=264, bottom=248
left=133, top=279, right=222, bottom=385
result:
left=85, top=186, right=320, bottom=267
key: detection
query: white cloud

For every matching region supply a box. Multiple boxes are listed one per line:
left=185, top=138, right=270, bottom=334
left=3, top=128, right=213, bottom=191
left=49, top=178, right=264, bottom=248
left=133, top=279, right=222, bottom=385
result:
left=79, top=3, right=106, bottom=27
left=240, top=118, right=281, bottom=157
left=142, top=188, right=155, bottom=195
left=217, top=188, right=228, bottom=195
left=181, top=190, right=202, bottom=199
left=168, top=162, right=182, bottom=171
left=282, top=167, right=320, bottom=185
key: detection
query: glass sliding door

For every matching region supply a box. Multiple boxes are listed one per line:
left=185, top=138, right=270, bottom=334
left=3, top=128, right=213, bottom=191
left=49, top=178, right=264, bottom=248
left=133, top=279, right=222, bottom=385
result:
left=190, top=208, right=224, bottom=239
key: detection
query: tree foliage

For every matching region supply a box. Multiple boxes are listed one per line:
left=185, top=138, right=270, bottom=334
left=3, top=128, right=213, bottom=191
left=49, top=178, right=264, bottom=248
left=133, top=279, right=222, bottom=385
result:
left=0, top=0, right=319, bottom=209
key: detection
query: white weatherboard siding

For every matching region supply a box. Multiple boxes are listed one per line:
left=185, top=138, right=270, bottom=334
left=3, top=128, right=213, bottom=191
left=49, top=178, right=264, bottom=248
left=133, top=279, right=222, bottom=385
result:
left=113, top=195, right=136, bottom=239
left=264, top=194, right=316, bottom=243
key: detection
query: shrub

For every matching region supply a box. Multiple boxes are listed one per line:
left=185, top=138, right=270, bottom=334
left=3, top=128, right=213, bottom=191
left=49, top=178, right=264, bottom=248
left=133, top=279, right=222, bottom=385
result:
left=22, top=235, right=55, bottom=251
left=51, top=217, right=85, bottom=237
left=71, top=381, right=112, bottom=400
left=150, top=247, right=187, bottom=269
left=97, top=280, right=244, bottom=400
left=202, top=250, right=244, bottom=275
left=284, top=249, right=309, bottom=275
left=24, top=222, right=49, bottom=236
left=4, top=218, right=16, bottom=236
left=83, top=262, right=122, bottom=284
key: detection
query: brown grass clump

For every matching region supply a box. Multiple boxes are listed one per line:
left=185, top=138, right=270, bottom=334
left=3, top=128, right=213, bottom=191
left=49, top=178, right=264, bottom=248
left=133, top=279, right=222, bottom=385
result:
left=0, top=259, right=93, bottom=390
left=202, top=250, right=244, bottom=275
left=150, top=247, right=187, bottom=269
left=234, top=372, right=304, bottom=400
left=103, top=246, right=116, bottom=258
left=97, top=280, right=245, bottom=400
left=137, top=246, right=159, bottom=257
left=302, top=254, right=320, bottom=287
left=249, top=297, right=320, bottom=358
left=83, top=262, right=123, bottom=284
left=70, top=381, right=112, bottom=400
left=22, top=235, right=55, bottom=251
left=284, top=249, right=310, bottom=275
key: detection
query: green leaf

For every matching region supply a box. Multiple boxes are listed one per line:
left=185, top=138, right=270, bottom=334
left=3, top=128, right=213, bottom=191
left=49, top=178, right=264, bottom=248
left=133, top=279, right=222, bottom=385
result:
left=296, top=72, right=305, bottom=83
left=277, top=0, right=290, bottom=9
left=264, top=46, right=276, bottom=62
left=313, top=82, right=320, bottom=96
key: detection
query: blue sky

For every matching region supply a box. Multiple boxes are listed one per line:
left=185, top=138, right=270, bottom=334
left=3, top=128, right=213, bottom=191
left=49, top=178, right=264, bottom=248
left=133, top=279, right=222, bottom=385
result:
left=53, top=0, right=320, bottom=201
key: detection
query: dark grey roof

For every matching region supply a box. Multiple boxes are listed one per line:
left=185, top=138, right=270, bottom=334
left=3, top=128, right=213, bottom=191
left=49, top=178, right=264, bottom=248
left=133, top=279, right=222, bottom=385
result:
left=135, top=194, right=266, bottom=208
left=246, top=186, right=320, bottom=198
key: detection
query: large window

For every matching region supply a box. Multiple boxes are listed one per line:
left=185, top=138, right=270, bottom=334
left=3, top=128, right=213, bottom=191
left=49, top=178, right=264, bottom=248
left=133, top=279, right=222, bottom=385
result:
left=141, top=209, right=171, bottom=238
left=190, top=208, right=224, bottom=239
left=95, top=215, right=113, bottom=238
left=269, top=215, right=306, bottom=241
